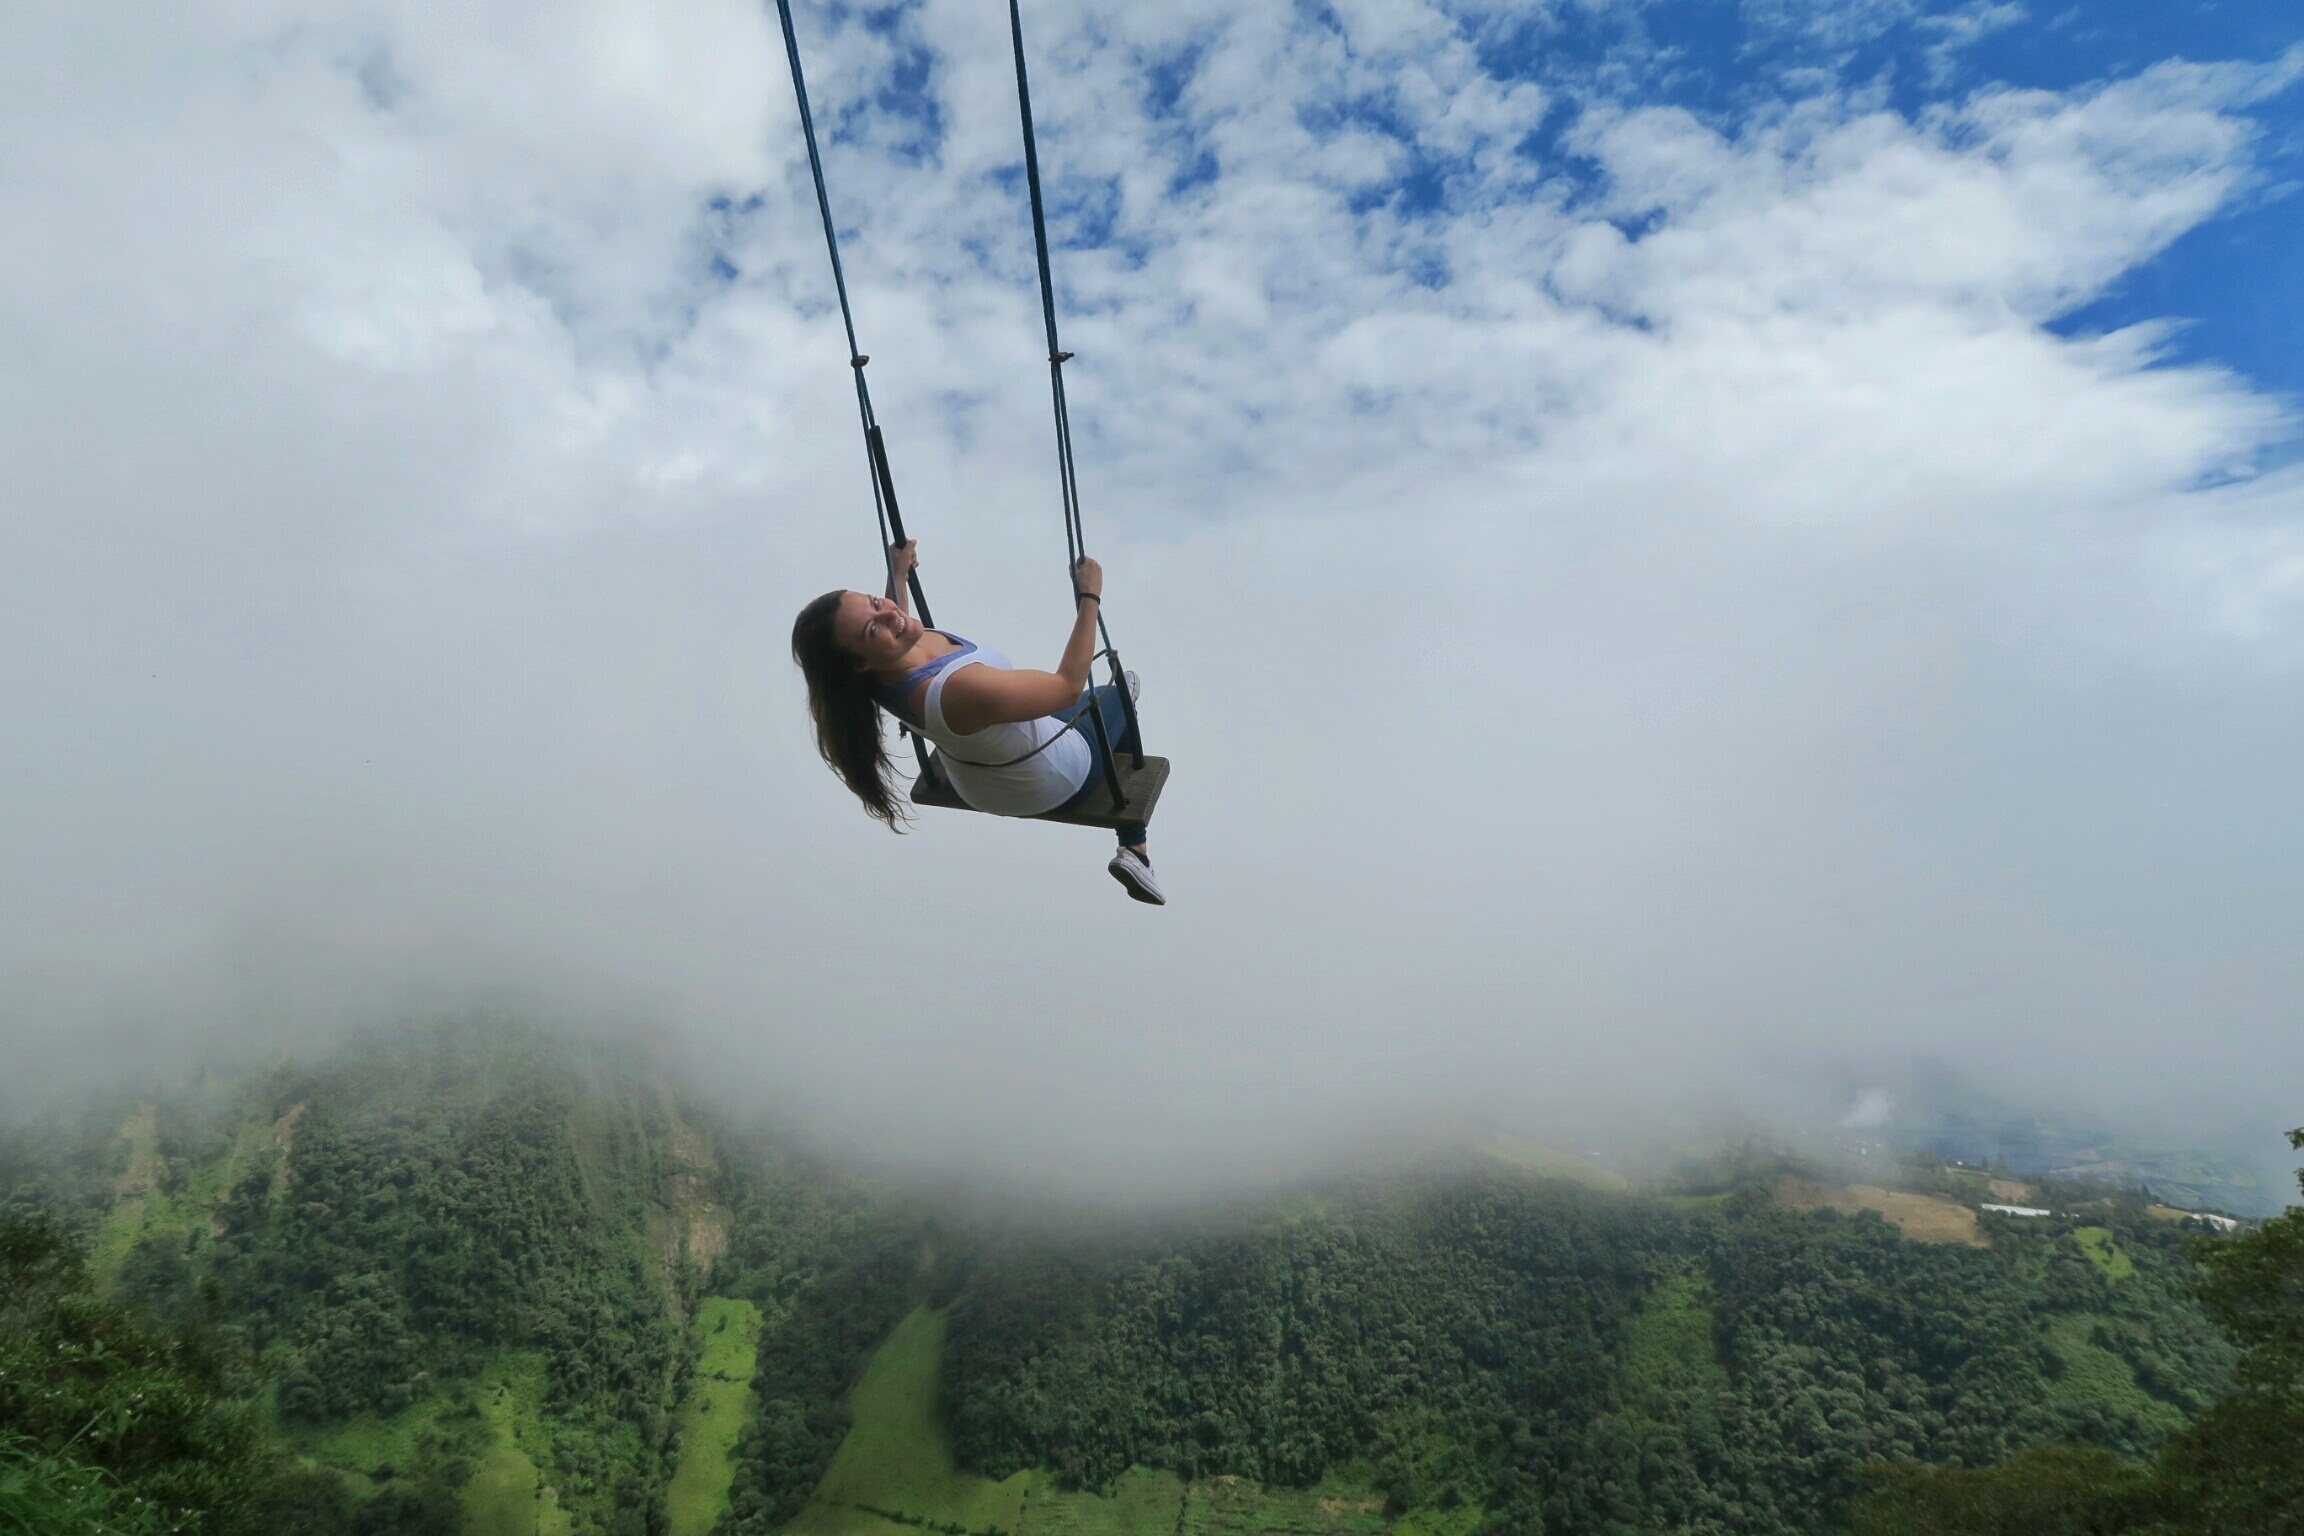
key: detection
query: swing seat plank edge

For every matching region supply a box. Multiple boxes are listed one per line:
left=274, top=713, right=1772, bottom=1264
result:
left=912, top=751, right=1170, bottom=830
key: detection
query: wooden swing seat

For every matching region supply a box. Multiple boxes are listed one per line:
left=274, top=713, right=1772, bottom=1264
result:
left=912, top=750, right=1170, bottom=830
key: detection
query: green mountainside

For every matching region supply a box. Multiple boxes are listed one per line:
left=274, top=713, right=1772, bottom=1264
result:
left=0, top=1023, right=2290, bottom=1535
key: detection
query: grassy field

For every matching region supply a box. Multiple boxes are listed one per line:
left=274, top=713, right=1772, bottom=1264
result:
left=89, top=1105, right=162, bottom=1278
left=1015, top=1468, right=1190, bottom=1536
left=786, top=1307, right=1032, bottom=1536
left=667, top=1297, right=764, bottom=1536
left=460, top=1354, right=573, bottom=1536
left=297, top=1387, right=454, bottom=1497
left=1389, top=1509, right=1482, bottom=1536
left=1477, top=1135, right=1629, bottom=1192
left=1620, top=1271, right=1729, bottom=1411
left=1178, top=1475, right=1394, bottom=1535
left=2073, top=1227, right=2135, bottom=1282
left=294, top=1352, right=570, bottom=1534
left=2042, top=1314, right=2181, bottom=1435
left=90, top=1102, right=292, bottom=1283
left=785, top=1307, right=1401, bottom=1536
left=1774, top=1178, right=1987, bottom=1247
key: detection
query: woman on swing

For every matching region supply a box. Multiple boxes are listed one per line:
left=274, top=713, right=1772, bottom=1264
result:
left=791, top=539, right=1164, bottom=905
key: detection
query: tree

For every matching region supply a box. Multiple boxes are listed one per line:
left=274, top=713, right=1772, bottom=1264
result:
left=1843, top=1126, right=2304, bottom=1535
left=1847, top=1443, right=2147, bottom=1536
left=0, top=1217, right=299, bottom=1536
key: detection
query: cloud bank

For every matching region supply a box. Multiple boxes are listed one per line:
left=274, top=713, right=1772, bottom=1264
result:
left=3, top=0, right=2301, bottom=1193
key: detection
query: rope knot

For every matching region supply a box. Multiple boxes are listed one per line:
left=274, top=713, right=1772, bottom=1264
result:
left=850, top=354, right=870, bottom=368
left=1051, top=350, right=1073, bottom=364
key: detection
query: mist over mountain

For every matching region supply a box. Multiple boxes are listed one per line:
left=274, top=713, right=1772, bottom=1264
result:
left=6, top=1021, right=2295, bottom=1535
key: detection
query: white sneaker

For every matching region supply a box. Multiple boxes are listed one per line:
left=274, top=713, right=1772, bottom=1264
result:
left=1108, top=847, right=1165, bottom=905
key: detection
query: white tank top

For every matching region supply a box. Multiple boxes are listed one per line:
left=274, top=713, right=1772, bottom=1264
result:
left=916, top=639, right=1092, bottom=817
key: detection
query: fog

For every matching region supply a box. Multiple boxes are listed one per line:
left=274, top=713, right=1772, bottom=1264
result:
left=4, top=0, right=2302, bottom=1197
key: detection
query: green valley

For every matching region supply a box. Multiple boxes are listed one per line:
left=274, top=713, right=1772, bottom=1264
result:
left=2, top=1023, right=2295, bottom=1536
left=671, top=1299, right=766, bottom=1536
left=782, top=1304, right=1397, bottom=1536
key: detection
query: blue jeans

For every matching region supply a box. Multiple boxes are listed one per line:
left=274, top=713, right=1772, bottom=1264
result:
left=1054, top=682, right=1147, bottom=847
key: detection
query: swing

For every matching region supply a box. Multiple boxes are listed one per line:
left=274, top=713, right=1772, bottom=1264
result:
left=912, top=744, right=1171, bottom=831
left=775, top=0, right=1169, bottom=831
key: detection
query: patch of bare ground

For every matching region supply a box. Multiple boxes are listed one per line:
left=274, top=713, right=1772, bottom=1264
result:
left=1775, top=1178, right=1987, bottom=1247
left=647, top=1085, right=728, bottom=1329
left=1988, top=1179, right=2036, bottom=1203
left=659, top=1090, right=727, bottom=1270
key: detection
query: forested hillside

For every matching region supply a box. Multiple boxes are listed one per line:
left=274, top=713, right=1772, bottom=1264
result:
left=928, top=1177, right=2233, bottom=1533
left=0, top=1024, right=910, bottom=1536
left=0, top=1025, right=2286, bottom=1536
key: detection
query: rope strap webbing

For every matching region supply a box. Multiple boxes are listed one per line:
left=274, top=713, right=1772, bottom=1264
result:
left=1007, top=0, right=1144, bottom=780
left=778, top=0, right=1150, bottom=803
left=773, top=0, right=931, bottom=631
left=775, top=0, right=936, bottom=781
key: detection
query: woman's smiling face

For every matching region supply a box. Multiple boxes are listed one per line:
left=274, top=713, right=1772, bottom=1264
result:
left=833, top=590, right=920, bottom=671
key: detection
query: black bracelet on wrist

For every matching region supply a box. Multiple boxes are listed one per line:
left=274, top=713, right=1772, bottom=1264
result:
left=1076, top=591, right=1100, bottom=605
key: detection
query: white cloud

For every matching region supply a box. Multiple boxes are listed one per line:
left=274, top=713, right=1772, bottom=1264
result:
left=2, top=0, right=2301, bottom=1190
left=1843, top=1088, right=1895, bottom=1129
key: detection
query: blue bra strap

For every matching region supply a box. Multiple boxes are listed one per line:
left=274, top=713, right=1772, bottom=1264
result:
left=878, top=634, right=974, bottom=725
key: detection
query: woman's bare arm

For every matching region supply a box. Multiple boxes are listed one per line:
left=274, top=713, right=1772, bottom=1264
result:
left=887, top=539, right=918, bottom=616
left=935, top=558, right=1103, bottom=734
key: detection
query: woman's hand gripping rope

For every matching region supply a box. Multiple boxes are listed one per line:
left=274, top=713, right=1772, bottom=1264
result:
left=886, top=539, right=920, bottom=614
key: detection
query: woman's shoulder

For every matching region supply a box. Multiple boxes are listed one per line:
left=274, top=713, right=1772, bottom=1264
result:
left=908, top=634, right=998, bottom=714
left=937, top=634, right=1012, bottom=671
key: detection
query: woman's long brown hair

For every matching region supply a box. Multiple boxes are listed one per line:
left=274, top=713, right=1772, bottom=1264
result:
left=791, top=591, right=906, bottom=828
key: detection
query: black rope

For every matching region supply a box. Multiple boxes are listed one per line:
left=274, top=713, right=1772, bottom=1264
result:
left=775, top=0, right=939, bottom=782
left=777, top=0, right=1152, bottom=812
left=773, top=0, right=931, bottom=630
left=1007, top=0, right=1145, bottom=787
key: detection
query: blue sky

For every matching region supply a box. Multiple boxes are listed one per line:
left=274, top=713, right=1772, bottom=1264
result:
left=794, top=0, right=2302, bottom=488
left=1683, top=0, right=2304, bottom=401
left=1349, top=1, right=2299, bottom=393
